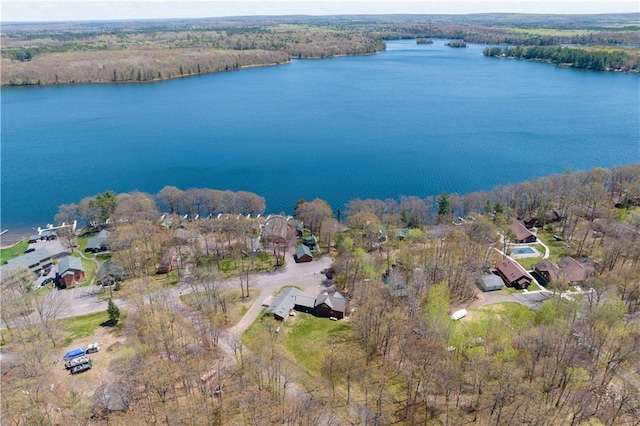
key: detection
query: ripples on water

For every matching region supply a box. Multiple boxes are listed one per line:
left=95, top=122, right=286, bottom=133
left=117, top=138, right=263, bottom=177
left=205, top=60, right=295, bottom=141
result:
left=1, top=39, right=638, bottom=241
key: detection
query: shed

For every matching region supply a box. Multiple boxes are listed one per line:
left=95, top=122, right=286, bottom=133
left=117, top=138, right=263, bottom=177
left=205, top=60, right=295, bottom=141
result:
left=302, top=235, right=317, bottom=248
left=294, top=244, right=313, bottom=263
left=477, top=274, right=504, bottom=292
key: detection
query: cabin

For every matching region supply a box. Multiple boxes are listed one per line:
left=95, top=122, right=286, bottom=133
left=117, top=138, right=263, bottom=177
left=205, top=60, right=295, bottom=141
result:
left=294, top=244, right=313, bottom=263
left=156, top=249, right=174, bottom=274
left=533, top=256, right=596, bottom=286
left=545, top=209, right=565, bottom=224
left=517, top=213, right=539, bottom=229
left=509, top=219, right=537, bottom=243
left=496, top=258, right=532, bottom=289
left=58, top=256, right=86, bottom=288
left=315, top=291, right=347, bottom=319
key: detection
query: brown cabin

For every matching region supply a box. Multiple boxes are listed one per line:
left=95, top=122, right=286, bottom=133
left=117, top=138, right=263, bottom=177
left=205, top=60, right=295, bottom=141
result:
left=496, top=258, right=532, bottom=289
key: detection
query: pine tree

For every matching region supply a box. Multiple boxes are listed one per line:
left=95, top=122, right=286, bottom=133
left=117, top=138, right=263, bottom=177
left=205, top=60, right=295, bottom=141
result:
left=107, top=298, right=120, bottom=325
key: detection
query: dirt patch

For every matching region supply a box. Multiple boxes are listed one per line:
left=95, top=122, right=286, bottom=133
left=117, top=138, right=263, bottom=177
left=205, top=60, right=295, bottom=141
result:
left=49, top=325, right=126, bottom=398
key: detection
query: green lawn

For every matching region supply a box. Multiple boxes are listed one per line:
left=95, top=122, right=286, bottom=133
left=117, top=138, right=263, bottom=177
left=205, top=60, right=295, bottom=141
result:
left=453, top=302, right=536, bottom=352
left=536, top=232, right=568, bottom=262
left=76, top=235, right=92, bottom=256
left=60, top=311, right=109, bottom=344
left=282, top=314, right=354, bottom=374
left=0, top=238, right=29, bottom=263
left=60, top=309, right=125, bottom=345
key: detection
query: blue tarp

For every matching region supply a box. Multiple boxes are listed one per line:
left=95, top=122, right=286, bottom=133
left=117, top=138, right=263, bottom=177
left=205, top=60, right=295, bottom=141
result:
left=63, top=348, right=86, bottom=359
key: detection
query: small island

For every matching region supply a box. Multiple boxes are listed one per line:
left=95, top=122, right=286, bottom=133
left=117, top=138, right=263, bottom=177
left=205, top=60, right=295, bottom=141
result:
left=445, top=40, right=468, bottom=48
left=416, top=38, right=434, bottom=45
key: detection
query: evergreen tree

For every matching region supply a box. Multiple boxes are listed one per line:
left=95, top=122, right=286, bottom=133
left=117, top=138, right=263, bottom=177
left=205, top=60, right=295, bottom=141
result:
left=437, top=192, right=452, bottom=218
left=107, top=298, right=120, bottom=324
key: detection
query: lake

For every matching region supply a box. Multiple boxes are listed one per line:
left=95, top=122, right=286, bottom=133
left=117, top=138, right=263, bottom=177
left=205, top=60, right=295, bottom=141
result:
left=1, top=39, right=639, bottom=243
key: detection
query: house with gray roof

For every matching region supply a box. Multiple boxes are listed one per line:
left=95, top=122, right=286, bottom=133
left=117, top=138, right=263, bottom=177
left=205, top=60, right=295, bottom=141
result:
left=85, top=230, right=110, bottom=253
left=266, top=288, right=348, bottom=321
left=5, top=248, right=52, bottom=276
left=267, top=287, right=316, bottom=320
left=58, top=256, right=86, bottom=288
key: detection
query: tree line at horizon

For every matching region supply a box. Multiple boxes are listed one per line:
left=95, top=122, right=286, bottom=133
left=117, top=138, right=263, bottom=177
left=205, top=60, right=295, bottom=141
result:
left=2, top=17, right=638, bottom=86
left=483, top=44, right=640, bottom=72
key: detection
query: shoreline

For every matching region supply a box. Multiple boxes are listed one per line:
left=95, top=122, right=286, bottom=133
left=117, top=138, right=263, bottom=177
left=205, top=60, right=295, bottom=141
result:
left=1, top=48, right=386, bottom=88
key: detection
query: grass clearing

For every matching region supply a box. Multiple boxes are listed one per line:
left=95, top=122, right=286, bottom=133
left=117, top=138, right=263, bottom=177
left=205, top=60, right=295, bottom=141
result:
left=0, top=238, right=29, bottom=263
left=537, top=232, right=568, bottom=262
left=60, top=311, right=109, bottom=344
left=282, top=314, right=354, bottom=374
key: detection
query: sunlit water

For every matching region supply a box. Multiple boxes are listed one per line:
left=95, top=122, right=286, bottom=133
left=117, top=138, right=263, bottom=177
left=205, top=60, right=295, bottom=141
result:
left=2, top=39, right=639, bottom=242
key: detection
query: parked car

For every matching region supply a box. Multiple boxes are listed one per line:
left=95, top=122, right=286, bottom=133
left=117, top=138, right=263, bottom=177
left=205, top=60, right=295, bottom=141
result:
left=41, top=277, right=54, bottom=287
left=43, top=267, right=51, bottom=275
left=70, top=361, right=92, bottom=375
left=86, top=343, right=101, bottom=353
left=24, top=248, right=35, bottom=254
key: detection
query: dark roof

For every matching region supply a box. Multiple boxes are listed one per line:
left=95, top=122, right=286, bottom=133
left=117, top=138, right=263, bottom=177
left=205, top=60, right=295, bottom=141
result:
left=315, top=291, right=347, bottom=313
left=510, top=219, right=536, bottom=242
left=533, top=258, right=560, bottom=280
left=534, top=257, right=595, bottom=283
left=557, top=257, right=596, bottom=283
left=86, top=230, right=110, bottom=250
left=5, top=248, right=51, bottom=269
left=496, top=258, right=528, bottom=282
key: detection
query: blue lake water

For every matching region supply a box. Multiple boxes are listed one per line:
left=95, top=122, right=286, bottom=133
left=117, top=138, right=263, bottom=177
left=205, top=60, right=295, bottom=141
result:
left=1, top=39, right=639, bottom=241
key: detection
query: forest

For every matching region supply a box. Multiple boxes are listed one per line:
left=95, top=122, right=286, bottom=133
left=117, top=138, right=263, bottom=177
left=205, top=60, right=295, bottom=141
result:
left=483, top=45, right=639, bottom=71
left=1, top=164, right=640, bottom=425
left=2, top=13, right=639, bottom=85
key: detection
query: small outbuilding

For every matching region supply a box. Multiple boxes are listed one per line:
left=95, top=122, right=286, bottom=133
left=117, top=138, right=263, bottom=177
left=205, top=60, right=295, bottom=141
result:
left=294, top=244, right=313, bottom=263
left=477, top=274, right=504, bottom=292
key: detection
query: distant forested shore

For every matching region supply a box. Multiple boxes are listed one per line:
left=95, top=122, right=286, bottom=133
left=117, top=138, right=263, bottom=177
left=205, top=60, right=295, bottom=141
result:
left=2, top=13, right=639, bottom=86
left=483, top=45, right=639, bottom=72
